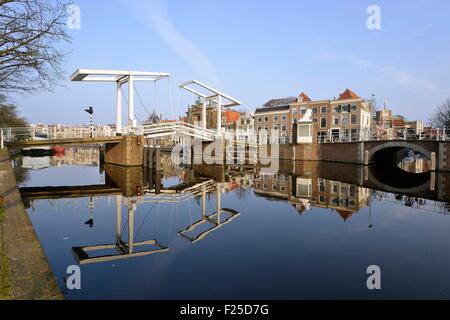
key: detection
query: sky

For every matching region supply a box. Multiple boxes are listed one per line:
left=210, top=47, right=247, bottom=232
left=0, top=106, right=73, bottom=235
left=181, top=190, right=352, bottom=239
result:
left=9, top=0, right=450, bottom=126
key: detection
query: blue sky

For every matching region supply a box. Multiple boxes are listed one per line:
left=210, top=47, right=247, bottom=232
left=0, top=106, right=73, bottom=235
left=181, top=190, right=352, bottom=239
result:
left=11, top=0, right=450, bottom=126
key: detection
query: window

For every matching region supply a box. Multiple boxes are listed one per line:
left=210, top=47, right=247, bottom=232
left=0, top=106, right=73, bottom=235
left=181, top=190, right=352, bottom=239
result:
left=292, top=118, right=298, bottom=123
left=264, top=116, right=269, bottom=122
left=258, top=117, right=262, bottom=123
left=313, top=107, right=318, bottom=114
left=320, top=117, right=327, bottom=128
left=351, top=115, right=357, bottom=124
left=274, top=115, right=279, bottom=121
left=282, top=125, right=287, bottom=131
left=321, top=107, right=327, bottom=113
left=258, top=126, right=262, bottom=132
left=312, top=118, right=318, bottom=123
left=333, top=116, right=339, bottom=125
left=319, top=179, right=326, bottom=192
left=292, top=108, right=298, bottom=115
left=317, top=131, right=327, bottom=143
left=301, top=107, right=307, bottom=114
left=334, top=106, right=341, bottom=113
left=282, top=115, right=287, bottom=121
left=273, top=125, right=279, bottom=131
left=349, top=185, right=356, bottom=197
left=351, top=104, right=357, bottom=111
left=342, top=104, right=350, bottom=112
left=351, top=129, right=358, bottom=141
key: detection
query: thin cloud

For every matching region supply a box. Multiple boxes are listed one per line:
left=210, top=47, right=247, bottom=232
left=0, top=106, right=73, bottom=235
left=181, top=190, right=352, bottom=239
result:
left=135, top=0, right=222, bottom=86
left=383, top=65, right=438, bottom=92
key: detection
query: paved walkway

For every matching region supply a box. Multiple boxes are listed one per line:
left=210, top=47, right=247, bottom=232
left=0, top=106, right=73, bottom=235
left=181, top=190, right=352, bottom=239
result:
left=0, top=149, right=62, bottom=300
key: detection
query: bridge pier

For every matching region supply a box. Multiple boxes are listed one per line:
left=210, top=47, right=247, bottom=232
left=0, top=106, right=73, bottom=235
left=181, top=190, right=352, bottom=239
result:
left=104, top=135, right=144, bottom=166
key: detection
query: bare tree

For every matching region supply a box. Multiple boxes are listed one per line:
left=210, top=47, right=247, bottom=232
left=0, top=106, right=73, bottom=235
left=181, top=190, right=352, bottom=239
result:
left=0, top=94, right=27, bottom=126
left=0, top=0, right=71, bottom=94
left=430, top=99, right=450, bottom=129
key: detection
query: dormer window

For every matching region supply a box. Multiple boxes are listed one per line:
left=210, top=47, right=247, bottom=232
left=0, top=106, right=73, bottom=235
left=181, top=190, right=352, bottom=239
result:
left=298, top=96, right=304, bottom=103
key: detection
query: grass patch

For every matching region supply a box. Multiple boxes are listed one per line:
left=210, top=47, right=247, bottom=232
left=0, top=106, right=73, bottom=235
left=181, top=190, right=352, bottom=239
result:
left=0, top=205, right=12, bottom=299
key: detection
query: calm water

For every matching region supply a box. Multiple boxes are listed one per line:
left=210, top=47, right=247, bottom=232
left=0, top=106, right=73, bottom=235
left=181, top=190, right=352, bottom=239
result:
left=14, top=147, right=450, bottom=299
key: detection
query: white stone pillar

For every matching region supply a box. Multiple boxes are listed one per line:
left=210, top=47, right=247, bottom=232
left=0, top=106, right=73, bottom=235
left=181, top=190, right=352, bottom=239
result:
left=217, top=95, right=222, bottom=136
left=128, top=76, right=136, bottom=128
left=202, top=98, right=207, bottom=130
left=116, top=83, right=122, bottom=135
left=216, top=184, right=221, bottom=224
left=116, top=195, right=122, bottom=241
left=128, top=202, right=135, bottom=254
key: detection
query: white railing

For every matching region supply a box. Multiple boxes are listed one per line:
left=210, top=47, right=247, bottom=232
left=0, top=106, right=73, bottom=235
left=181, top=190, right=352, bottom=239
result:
left=0, top=125, right=116, bottom=144
left=316, top=129, right=450, bottom=144
left=141, top=121, right=216, bottom=141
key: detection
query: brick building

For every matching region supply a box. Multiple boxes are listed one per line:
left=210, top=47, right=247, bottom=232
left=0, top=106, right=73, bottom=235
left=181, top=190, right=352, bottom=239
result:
left=254, top=88, right=373, bottom=144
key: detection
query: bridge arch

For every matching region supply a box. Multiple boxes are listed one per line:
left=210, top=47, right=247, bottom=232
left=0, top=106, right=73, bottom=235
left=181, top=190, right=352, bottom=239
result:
left=368, top=141, right=432, bottom=167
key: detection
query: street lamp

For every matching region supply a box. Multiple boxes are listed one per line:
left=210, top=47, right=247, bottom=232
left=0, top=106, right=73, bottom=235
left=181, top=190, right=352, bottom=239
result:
left=84, top=106, right=94, bottom=138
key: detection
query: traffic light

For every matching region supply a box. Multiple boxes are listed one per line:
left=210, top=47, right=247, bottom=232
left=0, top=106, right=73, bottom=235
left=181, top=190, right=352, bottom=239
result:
left=84, top=106, right=94, bottom=115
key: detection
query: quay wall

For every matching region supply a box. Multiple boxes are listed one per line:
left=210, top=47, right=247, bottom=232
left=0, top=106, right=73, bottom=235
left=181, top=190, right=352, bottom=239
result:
left=0, top=148, right=62, bottom=300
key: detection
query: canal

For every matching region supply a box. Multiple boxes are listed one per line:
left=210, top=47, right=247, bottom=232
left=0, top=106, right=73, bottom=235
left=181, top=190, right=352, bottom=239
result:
left=12, top=146, right=450, bottom=299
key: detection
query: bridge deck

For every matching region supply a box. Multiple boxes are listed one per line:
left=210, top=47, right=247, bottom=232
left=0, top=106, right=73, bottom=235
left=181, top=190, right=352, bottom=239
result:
left=19, top=185, right=122, bottom=201
left=5, top=136, right=123, bottom=148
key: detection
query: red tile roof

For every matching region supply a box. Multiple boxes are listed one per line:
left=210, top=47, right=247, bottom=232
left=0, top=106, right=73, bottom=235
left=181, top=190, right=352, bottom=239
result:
left=336, top=209, right=354, bottom=221
left=338, top=88, right=360, bottom=101
left=298, top=92, right=311, bottom=102
left=223, top=110, right=241, bottom=123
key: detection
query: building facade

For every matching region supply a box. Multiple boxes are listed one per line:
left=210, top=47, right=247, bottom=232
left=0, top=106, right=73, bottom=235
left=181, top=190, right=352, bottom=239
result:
left=254, top=88, right=373, bottom=144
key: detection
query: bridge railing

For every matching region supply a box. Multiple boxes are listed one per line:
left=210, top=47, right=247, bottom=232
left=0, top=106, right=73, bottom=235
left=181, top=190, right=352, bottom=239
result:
left=316, top=129, right=450, bottom=144
left=0, top=126, right=116, bottom=144
left=141, top=121, right=216, bottom=141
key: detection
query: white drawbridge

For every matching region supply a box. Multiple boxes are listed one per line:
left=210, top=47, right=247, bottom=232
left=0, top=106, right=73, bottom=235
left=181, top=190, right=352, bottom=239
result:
left=139, top=121, right=216, bottom=141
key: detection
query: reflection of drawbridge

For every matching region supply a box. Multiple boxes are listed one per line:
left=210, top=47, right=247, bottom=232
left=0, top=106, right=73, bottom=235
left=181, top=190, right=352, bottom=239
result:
left=140, top=179, right=217, bottom=203
left=72, top=197, right=169, bottom=265
left=69, top=179, right=240, bottom=264
left=178, top=208, right=240, bottom=243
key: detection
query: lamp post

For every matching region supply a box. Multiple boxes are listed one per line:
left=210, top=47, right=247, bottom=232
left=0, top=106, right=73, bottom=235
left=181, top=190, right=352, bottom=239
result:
left=84, top=106, right=94, bottom=138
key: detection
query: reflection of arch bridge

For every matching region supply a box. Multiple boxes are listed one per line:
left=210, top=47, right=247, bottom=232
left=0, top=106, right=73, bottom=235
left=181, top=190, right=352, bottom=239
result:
left=315, top=140, right=450, bottom=171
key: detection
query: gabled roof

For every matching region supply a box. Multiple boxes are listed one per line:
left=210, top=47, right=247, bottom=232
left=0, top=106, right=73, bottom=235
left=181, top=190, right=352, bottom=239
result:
left=336, top=209, right=354, bottom=221
left=338, top=88, right=360, bottom=101
left=298, top=92, right=311, bottom=102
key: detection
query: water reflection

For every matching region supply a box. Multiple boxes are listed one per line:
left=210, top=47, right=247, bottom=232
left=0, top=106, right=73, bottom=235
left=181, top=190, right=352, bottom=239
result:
left=13, top=147, right=450, bottom=299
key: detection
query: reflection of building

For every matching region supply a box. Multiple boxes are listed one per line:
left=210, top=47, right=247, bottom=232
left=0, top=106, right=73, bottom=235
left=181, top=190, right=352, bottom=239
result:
left=22, top=156, right=50, bottom=170
left=254, top=173, right=289, bottom=199
left=399, top=156, right=430, bottom=173
left=253, top=173, right=371, bottom=220
left=50, top=146, right=100, bottom=167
